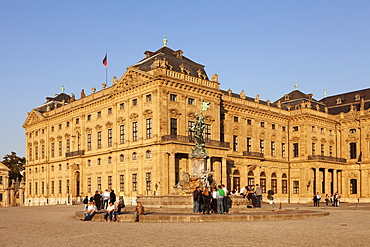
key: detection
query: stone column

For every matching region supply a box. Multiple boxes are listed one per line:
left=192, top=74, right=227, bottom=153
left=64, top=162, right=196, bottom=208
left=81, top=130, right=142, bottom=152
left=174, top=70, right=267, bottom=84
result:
left=168, top=152, right=176, bottom=194
left=332, top=169, right=338, bottom=193
left=162, top=153, right=170, bottom=195
left=221, top=158, right=227, bottom=185
left=313, top=168, right=318, bottom=194
left=324, top=168, right=329, bottom=195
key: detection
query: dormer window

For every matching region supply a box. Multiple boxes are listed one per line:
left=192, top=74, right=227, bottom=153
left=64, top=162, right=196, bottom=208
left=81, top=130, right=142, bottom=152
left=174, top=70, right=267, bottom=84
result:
left=355, top=94, right=361, bottom=101
left=285, top=95, right=290, bottom=100
left=336, top=98, right=342, bottom=104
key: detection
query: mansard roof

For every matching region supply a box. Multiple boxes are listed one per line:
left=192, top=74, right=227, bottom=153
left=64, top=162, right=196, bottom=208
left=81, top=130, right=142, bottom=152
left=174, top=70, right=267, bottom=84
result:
left=320, top=88, right=370, bottom=114
left=131, top=46, right=209, bottom=80
left=274, top=90, right=326, bottom=111
left=36, top=93, right=72, bottom=113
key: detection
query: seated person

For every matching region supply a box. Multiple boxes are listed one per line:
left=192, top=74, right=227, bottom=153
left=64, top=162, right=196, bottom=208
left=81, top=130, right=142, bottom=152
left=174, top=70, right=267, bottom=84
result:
left=117, top=196, right=125, bottom=213
left=104, top=202, right=117, bottom=222
left=134, top=202, right=145, bottom=222
left=82, top=201, right=97, bottom=221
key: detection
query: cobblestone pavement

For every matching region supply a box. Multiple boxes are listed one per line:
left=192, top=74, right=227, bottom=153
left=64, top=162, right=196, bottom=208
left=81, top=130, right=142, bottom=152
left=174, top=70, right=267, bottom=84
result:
left=0, top=203, right=369, bottom=246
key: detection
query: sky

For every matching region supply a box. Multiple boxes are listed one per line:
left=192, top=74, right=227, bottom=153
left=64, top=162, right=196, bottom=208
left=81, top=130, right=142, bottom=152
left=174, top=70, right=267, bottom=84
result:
left=1, top=0, right=370, bottom=158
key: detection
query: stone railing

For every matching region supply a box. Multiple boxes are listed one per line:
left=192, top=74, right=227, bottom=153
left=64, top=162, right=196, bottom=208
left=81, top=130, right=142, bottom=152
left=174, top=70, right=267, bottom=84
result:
left=66, top=150, right=85, bottom=158
left=308, top=155, right=346, bottom=163
left=161, top=135, right=230, bottom=148
left=242, top=151, right=264, bottom=158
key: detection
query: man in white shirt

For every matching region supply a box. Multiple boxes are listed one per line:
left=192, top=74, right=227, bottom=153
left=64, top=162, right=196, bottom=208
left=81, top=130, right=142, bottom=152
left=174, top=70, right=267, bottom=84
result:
left=82, top=201, right=97, bottom=221
left=102, top=189, right=110, bottom=209
left=104, top=202, right=117, bottom=222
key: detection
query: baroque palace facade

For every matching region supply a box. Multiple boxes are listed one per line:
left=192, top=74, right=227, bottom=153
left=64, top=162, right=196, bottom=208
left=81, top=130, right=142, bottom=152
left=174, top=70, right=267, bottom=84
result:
left=23, top=45, right=370, bottom=205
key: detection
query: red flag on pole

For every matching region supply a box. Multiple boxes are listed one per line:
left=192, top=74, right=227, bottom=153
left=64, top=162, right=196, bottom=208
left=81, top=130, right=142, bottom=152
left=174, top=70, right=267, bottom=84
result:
left=103, top=53, right=108, bottom=67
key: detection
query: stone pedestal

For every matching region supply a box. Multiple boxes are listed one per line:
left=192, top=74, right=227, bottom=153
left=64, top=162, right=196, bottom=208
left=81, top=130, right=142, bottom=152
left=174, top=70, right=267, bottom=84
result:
left=191, top=157, right=206, bottom=177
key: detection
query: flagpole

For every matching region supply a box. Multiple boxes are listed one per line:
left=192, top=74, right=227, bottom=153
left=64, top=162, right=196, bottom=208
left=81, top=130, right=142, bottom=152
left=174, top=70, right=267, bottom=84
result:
left=105, top=50, right=108, bottom=85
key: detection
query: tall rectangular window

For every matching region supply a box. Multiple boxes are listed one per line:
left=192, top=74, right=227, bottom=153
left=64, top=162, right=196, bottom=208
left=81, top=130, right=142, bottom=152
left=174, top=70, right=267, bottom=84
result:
left=260, top=179, right=266, bottom=193
left=35, top=146, right=38, bottom=160
left=271, top=141, right=275, bottom=156
left=188, top=98, right=195, bottom=105
left=51, top=181, right=55, bottom=195
left=120, top=125, right=125, bottom=144
left=146, top=94, right=152, bottom=102
left=87, top=134, right=92, bottom=151
left=41, top=181, right=45, bottom=195
left=108, top=129, right=112, bottom=147
left=205, top=124, right=211, bottom=140
left=146, top=172, right=152, bottom=191
left=120, top=175, right=124, bottom=192
left=132, top=174, right=138, bottom=191
left=170, top=94, right=177, bottom=101
left=282, top=180, right=287, bottom=194
left=66, top=139, right=70, bottom=153
left=108, top=108, right=112, bottom=114
left=59, top=180, right=62, bottom=194
left=170, top=118, right=177, bottom=136
left=282, top=143, right=286, bottom=157
left=133, top=122, right=138, bottom=141
left=146, top=118, right=152, bottom=139
left=97, top=131, right=102, bottom=149
left=247, top=138, right=252, bottom=152
left=260, top=140, right=264, bottom=154
left=35, top=182, right=38, bottom=195
left=59, top=141, right=62, bottom=156
left=293, top=143, right=299, bottom=157
left=271, top=179, right=277, bottom=193
left=321, top=144, right=324, bottom=156
left=87, top=178, right=91, bottom=193
left=108, top=176, right=112, bottom=190
left=329, top=145, right=333, bottom=157
left=97, top=177, right=101, bottom=191
left=120, top=103, right=125, bottom=109
left=233, top=135, right=238, bottom=151
left=132, top=99, right=138, bottom=106
left=350, top=179, right=357, bottom=194
left=350, top=143, right=357, bottom=159
left=42, top=145, right=45, bottom=159
left=312, top=143, right=316, bottom=156
left=188, top=121, right=195, bottom=140
left=293, top=181, right=299, bottom=194
left=29, top=147, right=32, bottom=161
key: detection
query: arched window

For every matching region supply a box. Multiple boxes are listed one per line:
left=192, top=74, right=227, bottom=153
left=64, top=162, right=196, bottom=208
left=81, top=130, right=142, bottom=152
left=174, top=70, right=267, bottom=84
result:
left=51, top=165, right=54, bottom=171
left=248, top=171, right=254, bottom=176
left=282, top=173, right=287, bottom=178
left=271, top=172, right=277, bottom=178
left=120, top=154, right=124, bottom=162
left=59, top=164, right=62, bottom=170
left=97, top=158, right=101, bottom=165
left=248, top=170, right=254, bottom=185
left=108, top=156, right=112, bottom=164
left=132, top=152, right=138, bottom=160
left=41, top=166, right=44, bottom=172
left=35, top=168, right=38, bottom=173
left=146, top=150, right=152, bottom=158
left=260, top=172, right=266, bottom=177
left=87, top=160, right=91, bottom=166
left=233, top=170, right=240, bottom=176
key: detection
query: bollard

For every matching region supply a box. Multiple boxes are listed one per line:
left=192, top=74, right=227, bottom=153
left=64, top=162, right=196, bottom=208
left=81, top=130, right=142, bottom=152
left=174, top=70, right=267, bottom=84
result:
left=356, top=198, right=359, bottom=211
left=279, top=202, right=282, bottom=209
left=296, top=202, right=300, bottom=210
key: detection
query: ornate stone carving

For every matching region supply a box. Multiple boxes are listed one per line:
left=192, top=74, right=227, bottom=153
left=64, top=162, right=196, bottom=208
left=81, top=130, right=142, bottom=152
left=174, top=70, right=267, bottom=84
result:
left=95, top=125, right=102, bottom=131
left=105, top=121, right=113, bottom=128
left=143, top=109, right=153, bottom=118
left=212, top=74, right=218, bottom=83
left=85, top=127, right=92, bottom=134
left=129, top=113, right=139, bottom=121
left=204, top=116, right=214, bottom=124
left=117, top=117, right=125, bottom=125
left=169, top=109, right=181, bottom=118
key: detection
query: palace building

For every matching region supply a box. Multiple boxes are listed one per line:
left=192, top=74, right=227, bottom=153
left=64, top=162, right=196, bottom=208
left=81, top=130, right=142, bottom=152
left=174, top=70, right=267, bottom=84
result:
left=23, top=44, right=370, bottom=205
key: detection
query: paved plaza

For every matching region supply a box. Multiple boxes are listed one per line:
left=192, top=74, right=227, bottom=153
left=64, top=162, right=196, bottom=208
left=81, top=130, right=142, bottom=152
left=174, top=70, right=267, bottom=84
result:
left=0, top=203, right=370, bottom=246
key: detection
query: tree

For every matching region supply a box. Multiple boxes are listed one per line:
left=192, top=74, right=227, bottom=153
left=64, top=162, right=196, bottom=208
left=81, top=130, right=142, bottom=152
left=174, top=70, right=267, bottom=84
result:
left=2, top=151, right=26, bottom=184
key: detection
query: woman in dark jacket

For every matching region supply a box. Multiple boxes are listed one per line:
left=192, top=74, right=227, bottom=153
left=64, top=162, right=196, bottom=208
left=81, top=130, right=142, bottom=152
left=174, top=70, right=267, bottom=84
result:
left=202, top=188, right=212, bottom=214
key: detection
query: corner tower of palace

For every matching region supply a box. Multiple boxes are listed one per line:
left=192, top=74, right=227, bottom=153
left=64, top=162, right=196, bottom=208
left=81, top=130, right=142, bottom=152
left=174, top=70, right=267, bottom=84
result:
left=23, top=45, right=370, bottom=205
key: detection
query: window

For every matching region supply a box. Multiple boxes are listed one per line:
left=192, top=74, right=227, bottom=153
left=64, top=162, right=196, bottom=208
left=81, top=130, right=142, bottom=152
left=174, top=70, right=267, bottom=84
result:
left=35, top=168, right=38, bottom=173
left=87, top=178, right=91, bottom=193
left=292, top=126, right=299, bottom=132
left=97, top=158, right=101, bottom=165
left=282, top=174, right=288, bottom=194
left=349, top=129, right=356, bottom=134
left=146, top=172, right=152, bottom=191
left=170, top=94, right=177, bottom=101
left=132, top=152, right=138, bottom=160
left=66, top=139, right=70, bottom=153
left=120, top=125, right=125, bottom=144
left=59, top=180, right=62, bottom=194
left=293, top=143, right=299, bottom=157
left=146, top=150, right=152, bottom=158
left=29, top=183, right=32, bottom=195
left=58, top=141, right=62, bottom=156
left=321, top=128, right=324, bottom=134
left=0, top=194, right=2, bottom=202
left=35, top=146, right=38, bottom=160
left=271, top=141, right=275, bottom=156
left=42, top=145, right=45, bottom=159
left=132, top=174, right=138, bottom=191
left=132, top=99, right=138, bottom=106
left=59, top=124, right=62, bottom=130
left=66, top=163, right=69, bottom=169
left=282, top=126, right=286, bottom=132
left=120, top=175, right=124, bottom=192
left=120, top=103, right=125, bottom=110
left=108, top=156, right=112, bottom=164
left=76, top=118, right=80, bottom=124
left=120, top=154, right=124, bottom=162
left=272, top=124, right=276, bottom=130
left=88, top=159, right=91, bottom=166
left=260, top=177, right=266, bottom=193
left=108, top=176, right=112, bottom=190
left=350, top=179, right=357, bottom=194
left=293, top=181, right=299, bottom=194
left=41, top=182, right=45, bottom=195
left=329, top=129, right=333, bottom=135
left=336, top=98, right=342, bottom=104
left=51, top=181, right=55, bottom=194
left=29, top=147, right=32, bottom=161
left=188, top=121, right=195, bottom=139
left=329, top=146, right=333, bottom=157
left=312, top=126, right=316, bottom=132
left=87, top=134, right=92, bottom=150
left=247, top=119, right=252, bottom=125
left=0, top=176, right=2, bottom=185
left=350, top=143, right=357, bottom=159
left=233, top=135, right=238, bottom=151
left=146, top=118, right=152, bottom=139
left=312, top=143, right=316, bottom=156
left=35, top=182, right=38, bottom=195
left=97, top=131, right=102, bottom=149
left=87, top=114, right=91, bottom=121
left=108, top=108, right=112, bottom=114
left=51, top=126, right=54, bottom=132
left=146, top=94, right=152, bottom=102
left=97, top=111, right=101, bottom=118
left=59, top=164, right=62, bottom=170
left=205, top=124, right=211, bottom=140
left=260, top=122, right=265, bottom=127
left=271, top=178, right=277, bottom=194
left=247, top=138, right=252, bottom=152
left=170, top=118, right=177, bottom=136
left=108, top=129, right=112, bottom=147
left=41, top=166, right=44, bottom=172
left=248, top=171, right=254, bottom=186
left=133, top=122, right=138, bottom=141
left=97, top=177, right=101, bottom=191
left=321, top=144, right=324, bottom=156
left=260, top=140, right=264, bottom=154
left=188, top=98, right=195, bottom=105
left=234, top=116, right=239, bottom=122
left=51, top=165, right=54, bottom=171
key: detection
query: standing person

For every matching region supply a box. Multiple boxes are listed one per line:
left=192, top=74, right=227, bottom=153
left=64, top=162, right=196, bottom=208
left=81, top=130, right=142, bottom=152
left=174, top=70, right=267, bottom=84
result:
left=110, top=189, right=116, bottom=204
left=247, top=185, right=254, bottom=201
left=221, top=184, right=228, bottom=213
left=134, top=202, right=145, bottom=222
left=325, top=194, right=330, bottom=206
left=217, top=185, right=225, bottom=214
left=240, top=186, right=246, bottom=198
left=211, top=187, right=218, bottom=213
left=332, top=192, right=339, bottom=207
left=102, top=189, right=110, bottom=209
left=94, top=191, right=101, bottom=210
left=313, top=194, right=318, bottom=207
left=255, top=184, right=262, bottom=208
left=224, top=191, right=231, bottom=213
left=193, top=187, right=202, bottom=214
left=83, top=196, right=89, bottom=210
left=315, top=192, right=321, bottom=207
left=202, top=187, right=212, bottom=214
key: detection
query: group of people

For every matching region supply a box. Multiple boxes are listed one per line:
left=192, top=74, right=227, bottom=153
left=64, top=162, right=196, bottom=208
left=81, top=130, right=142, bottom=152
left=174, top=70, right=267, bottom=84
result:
left=193, top=184, right=232, bottom=214
left=240, top=184, right=263, bottom=208
left=313, top=192, right=341, bottom=207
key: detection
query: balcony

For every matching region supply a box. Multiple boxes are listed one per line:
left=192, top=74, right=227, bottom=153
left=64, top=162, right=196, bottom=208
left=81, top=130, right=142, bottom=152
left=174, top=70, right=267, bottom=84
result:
left=242, top=151, right=264, bottom=159
left=308, top=155, right=346, bottom=163
left=65, top=150, right=85, bottom=158
left=161, top=135, right=230, bottom=148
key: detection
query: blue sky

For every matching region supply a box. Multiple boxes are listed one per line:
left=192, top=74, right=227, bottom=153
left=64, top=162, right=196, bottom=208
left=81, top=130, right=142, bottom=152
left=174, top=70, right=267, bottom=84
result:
left=1, top=1, right=370, bottom=158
